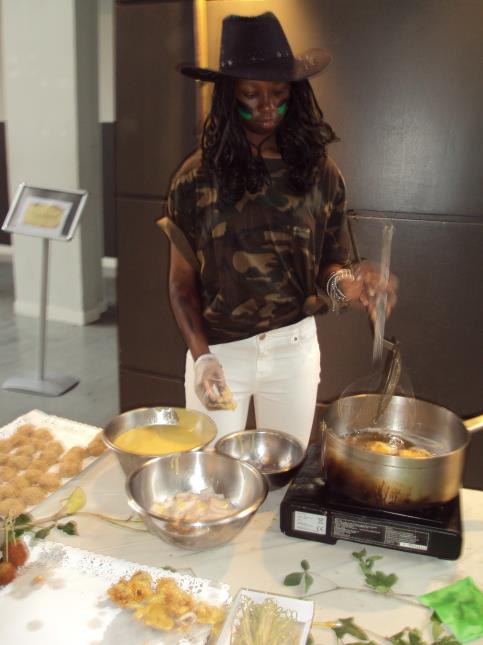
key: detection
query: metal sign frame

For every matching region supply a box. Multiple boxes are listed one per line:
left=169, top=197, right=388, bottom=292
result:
left=2, top=183, right=87, bottom=241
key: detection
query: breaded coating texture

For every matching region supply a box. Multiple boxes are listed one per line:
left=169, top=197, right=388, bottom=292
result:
left=38, top=473, right=61, bottom=492
left=0, top=482, right=16, bottom=500
left=21, top=486, right=46, bottom=505
left=58, top=458, right=82, bottom=478
left=0, top=498, right=26, bottom=516
left=0, top=466, right=16, bottom=482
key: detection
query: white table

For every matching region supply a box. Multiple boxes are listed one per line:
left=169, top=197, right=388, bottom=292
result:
left=30, top=451, right=483, bottom=644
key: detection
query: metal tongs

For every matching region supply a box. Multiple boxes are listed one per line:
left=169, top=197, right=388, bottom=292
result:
left=372, top=337, right=402, bottom=425
left=372, top=223, right=394, bottom=364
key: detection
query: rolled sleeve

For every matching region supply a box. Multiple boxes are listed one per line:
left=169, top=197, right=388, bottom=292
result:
left=157, top=169, right=200, bottom=271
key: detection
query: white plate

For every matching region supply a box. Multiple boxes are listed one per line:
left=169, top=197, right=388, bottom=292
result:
left=0, top=537, right=231, bottom=644
left=0, top=409, right=103, bottom=511
left=216, top=588, right=314, bottom=644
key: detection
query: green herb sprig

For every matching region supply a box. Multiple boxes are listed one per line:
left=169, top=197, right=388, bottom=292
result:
left=352, top=548, right=398, bottom=594
left=283, top=559, right=314, bottom=594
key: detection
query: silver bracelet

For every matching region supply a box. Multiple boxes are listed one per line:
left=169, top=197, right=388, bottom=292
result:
left=326, top=268, right=354, bottom=311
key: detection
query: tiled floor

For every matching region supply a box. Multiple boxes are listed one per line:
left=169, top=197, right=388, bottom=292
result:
left=0, top=258, right=119, bottom=429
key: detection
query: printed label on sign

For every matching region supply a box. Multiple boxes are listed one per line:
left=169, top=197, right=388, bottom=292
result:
left=294, top=511, right=327, bottom=535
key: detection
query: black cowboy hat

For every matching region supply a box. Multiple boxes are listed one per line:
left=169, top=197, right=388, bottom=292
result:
left=178, top=12, right=331, bottom=83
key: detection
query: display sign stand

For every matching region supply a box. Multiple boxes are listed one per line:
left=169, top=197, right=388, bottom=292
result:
left=1, top=183, right=88, bottom=397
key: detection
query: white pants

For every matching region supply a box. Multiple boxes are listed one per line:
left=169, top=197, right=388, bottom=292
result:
left=185, top=316, right=321, bottom=448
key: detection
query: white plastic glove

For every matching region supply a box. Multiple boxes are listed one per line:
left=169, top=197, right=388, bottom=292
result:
left=193, top=354, right=236, bottom=411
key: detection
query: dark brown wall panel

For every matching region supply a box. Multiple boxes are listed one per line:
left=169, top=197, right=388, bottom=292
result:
left=117, top=196, right=186, bottom=376
left=318, top=212, right=483, bottom=417
left=0, top=123, right=10, bottom=245
left=115, top=1, right=197, bottom=198
left=120, top=367, right=184, bottom=412
left=102, top=123, right=116, bottom=257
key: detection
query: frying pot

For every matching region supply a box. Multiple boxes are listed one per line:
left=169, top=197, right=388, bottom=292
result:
left=322, top=394, right=483, bottom=509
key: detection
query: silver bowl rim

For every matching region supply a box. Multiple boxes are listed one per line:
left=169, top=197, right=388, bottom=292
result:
left=102, top=406, right=217, bottom=458
left=214, top=428, right=306, bottom=475
left=125, top=451, right=268, bottom=528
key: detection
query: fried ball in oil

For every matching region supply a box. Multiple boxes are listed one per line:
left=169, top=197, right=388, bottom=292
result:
left=64, top=446, right=86, bottom=461
left=398, top=447, right=432, bottom=459
left=34, top=428, right=54, bottom=442
left=58, top=458, right=82, bottom=478
left=16, top=423, right=35, bottom=437
left=10, top=475, right=29, bottom=491
left=0, top=466, right=16, bottom=482
left=8, top=454, right=31, bottom=471
left=86, top=433, right=106, bottom=457
left=14, top=444, right=36, bottom=458
left=24, top=468, right=44, bottom=485
left=22, top=486, right=46, bottom=506
left=0, top=497, right=26, bottom=516
left=36, top=450, right=59, bottom=468
left=38, top=473, right=61, bottom=492
left=0, top=482, right=16, bottom=500
left=43, top=440, right=64, bottom=457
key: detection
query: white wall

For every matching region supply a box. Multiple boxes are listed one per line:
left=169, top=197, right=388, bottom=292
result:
left=0, top=0, right=114, bottom=125
left=98, top=0, right=115, bottom=123
left=2, top=0, right=105, bottom=324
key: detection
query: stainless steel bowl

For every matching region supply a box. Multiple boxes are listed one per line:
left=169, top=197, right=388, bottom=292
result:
left=214, top=429, right=306, bottom=490
left=103, top=406, right=217, bottom=475
left=126, top=451, right=268, bottom=550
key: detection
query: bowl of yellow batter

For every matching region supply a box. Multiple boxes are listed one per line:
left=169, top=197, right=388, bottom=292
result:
left=103, top=407, right=217, bottom=475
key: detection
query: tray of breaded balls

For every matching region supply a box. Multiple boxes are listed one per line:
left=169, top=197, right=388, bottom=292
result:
left=0, top=409, right=106, bottom=516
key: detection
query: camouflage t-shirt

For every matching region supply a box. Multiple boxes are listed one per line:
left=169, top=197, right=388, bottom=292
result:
left=158, top=149, right=350, bottom=344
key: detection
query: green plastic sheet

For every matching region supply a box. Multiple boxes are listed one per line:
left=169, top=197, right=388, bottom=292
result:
left=419, top=577, right=483, bottom=643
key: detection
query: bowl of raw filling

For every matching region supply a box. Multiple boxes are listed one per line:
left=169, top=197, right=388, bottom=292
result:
left=103, top=407, right=217, bottom=476
left=126, top=451, right=268, bottom=549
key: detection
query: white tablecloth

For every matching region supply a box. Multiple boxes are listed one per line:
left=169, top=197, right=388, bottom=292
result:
left=27, top=451, right=483, bottom=644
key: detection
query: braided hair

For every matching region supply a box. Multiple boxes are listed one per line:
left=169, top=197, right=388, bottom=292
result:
left=201, top=77, right=339, bottom=204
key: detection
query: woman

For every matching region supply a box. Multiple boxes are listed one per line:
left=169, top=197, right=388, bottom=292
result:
left=158, top=12, right=397, bottom=446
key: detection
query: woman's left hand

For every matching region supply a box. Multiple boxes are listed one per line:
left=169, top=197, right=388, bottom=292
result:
left=339, top=261, right=399, bottom=322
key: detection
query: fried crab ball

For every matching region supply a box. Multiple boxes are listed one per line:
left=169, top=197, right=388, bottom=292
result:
left=36, top=450, right=59, bottom=468
left=14, top=444, right=36, bottom=458
left=24, top=468, right=44, bottom=485
left=10, top=475, right=29, bottom=491
left=43, top=440, right=64, bottom=457
left=8, top=455, right=31, bottom=471
left=21, top=486, right=46, bottom=506
left=29, top=458, right=51, bottom=472
left=8, top=433, right=25, bottom=448
left=35, top=428, right=54, bottom=442
left=0, top=438, right=15, bottom=452
left=58, top=458, right=82, bottom=478
left=0, top=497, right=26, bottom=516
left=64, top=446, right=86, bottom=461
left=0, top=453, right=9, bottom=466
left=0, top=466, right=16, bottom=482
left=86, top=433, right=106, bottom=457
left=38, top=473, right=61, bottom=492
left=0, top=483, right=16, bottom=500
left=16, top=424, right=35, bottom=437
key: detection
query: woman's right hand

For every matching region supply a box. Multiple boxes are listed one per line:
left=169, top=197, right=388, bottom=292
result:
left=194, top=354, right=235, bottom=410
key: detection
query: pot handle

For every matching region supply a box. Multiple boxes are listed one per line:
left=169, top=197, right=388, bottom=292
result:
left=464, top=414, right=483, bottom=433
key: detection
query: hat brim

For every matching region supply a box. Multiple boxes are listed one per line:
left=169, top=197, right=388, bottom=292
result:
left=177, top=48, right=331, bottom=83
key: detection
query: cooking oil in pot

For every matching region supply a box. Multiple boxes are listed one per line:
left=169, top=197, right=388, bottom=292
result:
left=343, top=429, right=447, bottom=458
